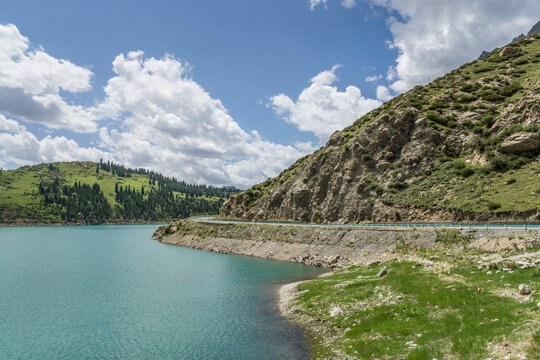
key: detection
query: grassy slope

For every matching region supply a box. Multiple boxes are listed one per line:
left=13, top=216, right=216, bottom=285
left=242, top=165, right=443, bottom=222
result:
left=296, top=250, right=540, bottom=359
left=0, top=161, right=222, bottom=222
left=230, top=34, right=540, bottom=218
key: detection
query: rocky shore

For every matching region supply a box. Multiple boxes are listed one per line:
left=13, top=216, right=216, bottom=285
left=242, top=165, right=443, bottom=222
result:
left=153, top=219, right=539, bottom=268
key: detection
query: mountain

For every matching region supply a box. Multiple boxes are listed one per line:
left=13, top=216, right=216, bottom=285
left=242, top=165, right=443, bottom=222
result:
left=0, top=161, right=240, bottom=225
left=479, top=20, right=540, bottom=59
left=221, top=33, right=540, bottom=223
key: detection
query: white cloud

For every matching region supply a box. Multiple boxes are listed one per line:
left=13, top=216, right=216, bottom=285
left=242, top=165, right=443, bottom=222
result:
left=309, top=1, right=540, bottom=92
left=0, top=114, right=23, bottom=133
left=94, top=51, right=312, bottom=188
left=373, top=0, right=540, bottom=92
left=365, top=74, right=382, bottom=82
left=310, top=0, right=328, bottom=10
left=341, top=0, right=356, bottom=9
left=0, top=24, right=97, bottom=132
left=0, top=118, right=109, bottom=165
left=270, top=65, right=381, bottom=142
left=376, top=85, right=393, bottom=101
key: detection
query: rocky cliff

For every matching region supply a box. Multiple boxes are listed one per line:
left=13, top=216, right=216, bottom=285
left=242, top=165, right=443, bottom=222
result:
left=222, top=33, right=540, bottom=223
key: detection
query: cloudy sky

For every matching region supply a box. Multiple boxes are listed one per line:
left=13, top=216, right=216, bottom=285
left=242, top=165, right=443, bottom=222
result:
left=0, top=0, right=538, bottom=187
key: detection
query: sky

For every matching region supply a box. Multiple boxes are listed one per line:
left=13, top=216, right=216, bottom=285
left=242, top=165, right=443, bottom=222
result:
left=0, top=0, right=538, bottom=188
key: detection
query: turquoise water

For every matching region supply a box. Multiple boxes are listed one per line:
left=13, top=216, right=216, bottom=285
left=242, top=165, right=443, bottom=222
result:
left=0, top=225, right=325, bottom=359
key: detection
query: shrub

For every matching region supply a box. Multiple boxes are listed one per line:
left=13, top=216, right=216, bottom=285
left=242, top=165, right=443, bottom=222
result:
left=472, top=65, right=494, bottom=73
left=389, top=181, right=408, bottom=190
left=487, top=201, right=501, bottom=210
left=361, top=154, right=372, bottom=162
left=489, top=156, right=510, bottom=171
left=375, top=186, right=384, bottom=195
left=459, top=167, right=475, bottom=177
left=453, top=159, right=466, bottom=170
left=500, top=81, right=523, bottom=97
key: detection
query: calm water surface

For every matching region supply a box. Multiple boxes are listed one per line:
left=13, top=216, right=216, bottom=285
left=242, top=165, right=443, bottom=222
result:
left=0, top=225, right=325, bottom=359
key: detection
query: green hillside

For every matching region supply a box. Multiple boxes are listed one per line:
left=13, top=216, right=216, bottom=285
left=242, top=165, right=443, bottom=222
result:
left=222, top=33, right=540, bottom=223
left=0, top=161, right=239, bottom=224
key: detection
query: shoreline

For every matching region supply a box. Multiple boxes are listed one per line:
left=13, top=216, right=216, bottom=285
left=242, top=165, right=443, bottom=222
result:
left=0, top=220, right=170, bottom=227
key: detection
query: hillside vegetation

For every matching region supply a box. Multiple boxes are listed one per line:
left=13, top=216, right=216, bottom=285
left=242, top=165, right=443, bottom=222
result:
left=0, top=161, right=239, bottom=224
left=222, top=33, right=540, bottom=223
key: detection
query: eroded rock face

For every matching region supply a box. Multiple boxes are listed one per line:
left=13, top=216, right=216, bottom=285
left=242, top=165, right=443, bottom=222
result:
left=499, top=46, right=517, bottom=57
left=221, top=35, right=540, bottom=223
left=500, top=132, right=540, bottom=154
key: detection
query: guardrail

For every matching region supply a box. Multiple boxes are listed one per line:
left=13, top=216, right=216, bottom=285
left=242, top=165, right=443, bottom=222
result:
left=191, top=216, right=540, bottom=230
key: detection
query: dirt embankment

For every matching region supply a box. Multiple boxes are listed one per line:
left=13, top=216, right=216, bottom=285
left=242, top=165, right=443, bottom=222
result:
left=153, top=219, right=540, bottom=268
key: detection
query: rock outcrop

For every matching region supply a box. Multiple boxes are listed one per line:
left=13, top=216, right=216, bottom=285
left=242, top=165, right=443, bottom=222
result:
left=500, top=132, right=540, bottom=154
left=222, top=33, right=540, bottom=223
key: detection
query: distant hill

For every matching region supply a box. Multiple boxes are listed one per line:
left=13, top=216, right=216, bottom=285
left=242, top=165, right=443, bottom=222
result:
left=222, top=33, right=540, bottom=223
left=0, top=161, right=240, bottom=225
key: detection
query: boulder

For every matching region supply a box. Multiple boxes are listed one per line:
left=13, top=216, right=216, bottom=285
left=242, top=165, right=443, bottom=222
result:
left=518, top=284, right=531, bottom=295
left=329, top=306, right=343, bottom=317
left=378, top=268, right=388, bottom=277
left=499, top=46, right=517, bottom=57
left=500, top=132, right=540, bottom=154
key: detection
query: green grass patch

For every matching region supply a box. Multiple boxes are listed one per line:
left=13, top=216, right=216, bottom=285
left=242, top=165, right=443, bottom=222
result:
left=296, top=261, right=540, bottom=359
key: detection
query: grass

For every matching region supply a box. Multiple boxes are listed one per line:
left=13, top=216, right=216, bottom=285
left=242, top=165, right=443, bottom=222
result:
left=295, top=260, right=540, bottom=359
left=384, top=161, right=540, bottom=213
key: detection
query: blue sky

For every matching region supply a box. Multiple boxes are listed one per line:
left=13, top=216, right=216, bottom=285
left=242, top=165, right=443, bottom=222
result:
left=0, top=0, right=538, bottom=187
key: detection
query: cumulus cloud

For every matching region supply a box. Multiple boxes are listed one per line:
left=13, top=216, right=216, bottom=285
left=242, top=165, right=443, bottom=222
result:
left=376, top=85, right=393, bottom=101
left=310, top=0, right=540, bottom=92
left=0, top=24, right=97, bottom=132
left=310, top=0, right=328, bottom=10
left=374, top=0, right=540, bottom=92
left=0, top=117, right=109, bottom=165
left=269, top=65, right=381, bottom=142
left=94, top=51, right=312, bottom=188
left=341, top=0, right=356, bottom=8
left=0, top=24, right=314, bottom=187
left=365, top=74, right=382, bottom=82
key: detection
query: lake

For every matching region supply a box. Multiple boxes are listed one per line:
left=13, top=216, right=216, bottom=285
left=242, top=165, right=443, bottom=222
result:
left=0, top=225, right=325, bottom=359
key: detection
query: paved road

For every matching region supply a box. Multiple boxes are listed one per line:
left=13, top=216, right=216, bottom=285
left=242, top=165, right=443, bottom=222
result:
left=192, top=216, right=540, bottom=230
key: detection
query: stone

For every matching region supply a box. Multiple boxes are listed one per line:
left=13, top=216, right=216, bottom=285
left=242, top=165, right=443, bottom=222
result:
left=499, top=46, right=517, bottom=57
left=378, top=269, right=388, bottom=277
left=500, top=132, right=540, bottom=154
left=329, top=306, right=343, bottom=317
left=518, top=284, right=531, bottom=295
left=429, top=255, right=439, bottom=260
left=414, top=262, right=423, bottom=267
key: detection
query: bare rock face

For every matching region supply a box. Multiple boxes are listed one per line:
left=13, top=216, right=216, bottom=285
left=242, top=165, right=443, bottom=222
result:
left=499, top=46, right=517, bottom=57
left=221, top=35, right=540, bottom=223
left=500, top=132, right=540, bottom=154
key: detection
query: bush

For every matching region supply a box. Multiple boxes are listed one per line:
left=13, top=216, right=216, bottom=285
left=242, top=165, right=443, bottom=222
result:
left=489, top=156, right=510, bottom=171
left=489, top=155, right=528, bottom=172
left=453, top=159, right=466, bottom=170
left=459, top=167, right=475, bottom=177
left=500, top=81, right=523, bottom=97
left=361, top=154, right=372, bottom=162
left=375, top=186, right=384, bottom=195
left=472, top=65, right=494, bottom=73
left=487, top=201, right=501, bottom=210
left=389, top=181, right=408, bottom=190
